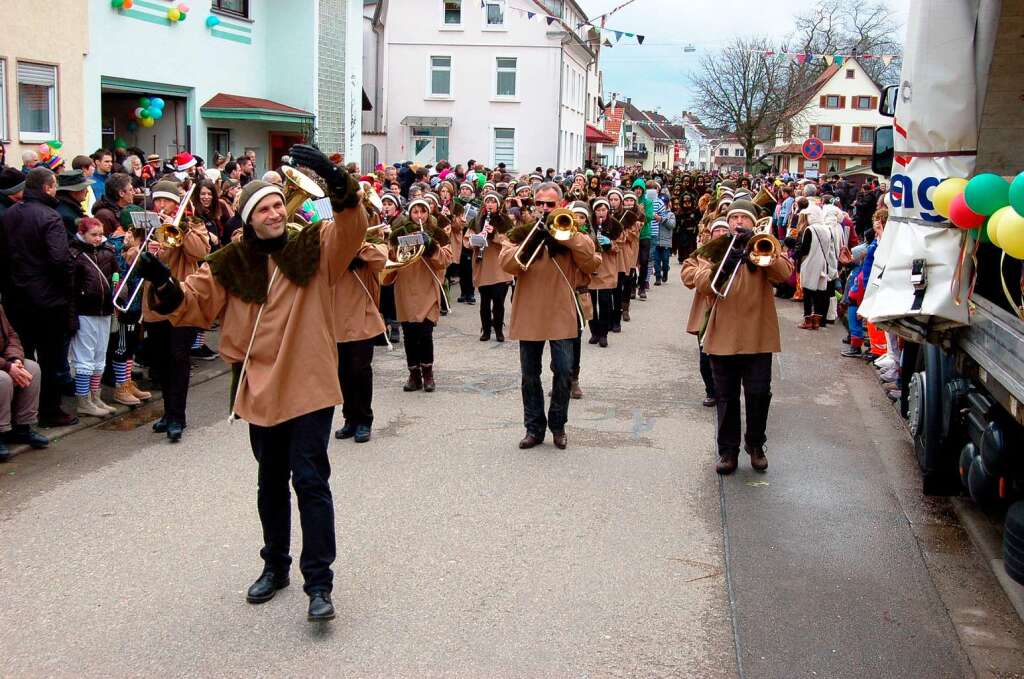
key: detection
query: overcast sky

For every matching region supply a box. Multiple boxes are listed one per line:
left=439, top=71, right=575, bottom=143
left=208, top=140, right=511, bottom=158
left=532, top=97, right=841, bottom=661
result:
left=576, top=0, right=910, bottom=117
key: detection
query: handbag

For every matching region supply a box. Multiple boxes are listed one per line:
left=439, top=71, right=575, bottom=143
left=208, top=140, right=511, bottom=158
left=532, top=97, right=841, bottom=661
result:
left=860, top=219, right=972, bottom=337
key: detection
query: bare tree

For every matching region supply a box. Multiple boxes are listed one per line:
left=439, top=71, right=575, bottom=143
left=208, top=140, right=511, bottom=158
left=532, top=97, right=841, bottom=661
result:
left=690, top=37, right=807, bottom=172
left=790, top=1, right=903, bottom=85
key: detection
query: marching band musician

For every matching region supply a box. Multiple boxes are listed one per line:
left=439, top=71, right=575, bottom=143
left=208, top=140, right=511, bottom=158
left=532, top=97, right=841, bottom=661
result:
left=455, top=182, right=479, bottom=305
left=682, top=199, right=794, bottom=476
left=141, top=179, right=210, bottom=443
left=383, top=198, right=453, bottom=393
left=618, top=190, right=642, bottom=318
left=135, top=145, right=365, bottom=622
left=500, top=183, right=600, bottom=450
left=333, top=217, right=388, bottom=445
left=378, top=192, right=403, bottom=346
left=587, top=198, right=620, bottom=348
left=682, top=218, right=730, bottom=409
left=470, top=191, right=514, bottom=342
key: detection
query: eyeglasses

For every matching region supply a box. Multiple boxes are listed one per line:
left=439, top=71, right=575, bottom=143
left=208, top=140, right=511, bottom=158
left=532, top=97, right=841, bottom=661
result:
left=536, top=200, right=558, bottom=207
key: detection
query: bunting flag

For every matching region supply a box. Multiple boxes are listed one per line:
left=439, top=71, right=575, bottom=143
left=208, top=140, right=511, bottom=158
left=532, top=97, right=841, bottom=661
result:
left=833, top=55, right=844, bottom=65
left=823, top=55, right=834, bottom=65
left=882, top=55, right=893, bottom=66
left=527, top=11, right=534, bottom=19
left=796, top=53, right=807, bottom=65
left=614, top=30, right=622, bottom=41
left=637, top=34, right=644, bottom=45
left=546, top=15, right=556, bottom=25
left=505, top=3, right=647, bottom=44
left=746, top=48, right=900, bottom=64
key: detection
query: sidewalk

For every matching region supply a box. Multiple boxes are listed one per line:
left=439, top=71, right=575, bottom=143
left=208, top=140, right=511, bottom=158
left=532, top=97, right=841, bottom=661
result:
left=5, top=332, right=231, bottom=460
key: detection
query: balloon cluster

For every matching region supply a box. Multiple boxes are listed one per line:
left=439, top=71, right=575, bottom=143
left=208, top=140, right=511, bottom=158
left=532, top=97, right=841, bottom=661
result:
left=206, top=15, right=222, bottom=28
left=933, top=172, right=1024, bottom=260
left=110, top=0, right=135, bottom=9
left=167, top=3, right=189, bottom=21
left=36, top=140, right=62, bottom=160
left=130, top=96, right=166, bottom=129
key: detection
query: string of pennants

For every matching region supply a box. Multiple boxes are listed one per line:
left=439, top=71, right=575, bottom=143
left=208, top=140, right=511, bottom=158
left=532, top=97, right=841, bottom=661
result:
left=483, top=1, right=646, bottom=45
left=748, top=50, right=899, bottom=66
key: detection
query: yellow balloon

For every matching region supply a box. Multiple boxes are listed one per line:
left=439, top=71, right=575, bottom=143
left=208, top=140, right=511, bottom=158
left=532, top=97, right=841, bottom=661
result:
left=932, top=177, right=969, bottom=219
left=999, top=208, right=1024, bottom=259
left=167, top=7, right=181, bottom=20
left=988, top=205, right=1016, bottom=248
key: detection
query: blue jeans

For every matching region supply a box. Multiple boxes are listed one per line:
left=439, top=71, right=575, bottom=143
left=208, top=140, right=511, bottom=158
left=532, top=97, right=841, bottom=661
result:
left=519, top=339, right=573, bottom=437
left=847, top=304, right=864, bottom=339
left=654, top=245, right=671, bottom=281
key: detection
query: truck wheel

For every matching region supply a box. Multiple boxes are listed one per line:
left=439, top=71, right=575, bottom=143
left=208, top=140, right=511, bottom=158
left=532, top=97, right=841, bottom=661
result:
left=1005, top=502, right=1024, bottom=586
left=958, top=442, right=976, bottom=490
left=967, top=455, right=1002, bottom=509
left=910, top=344, right=957, bottom=495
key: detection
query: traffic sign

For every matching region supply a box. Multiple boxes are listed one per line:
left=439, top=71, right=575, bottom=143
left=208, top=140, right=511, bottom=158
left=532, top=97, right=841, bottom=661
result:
left=802, top=137, right=825, bottom=161
left=803, top=160, right=820, bottom=179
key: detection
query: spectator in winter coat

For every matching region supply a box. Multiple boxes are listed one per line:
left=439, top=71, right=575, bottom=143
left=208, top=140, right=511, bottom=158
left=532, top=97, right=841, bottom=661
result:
left=0, top=168, right=25, bottom=222
left=55, top=170, right=93, bottom=240
left=92, top=173, right=135, bottom=236
left=0, top=303, right=49, bottom=462
left=69, top=217, right=119, bottom=418
left=0, top=167, right=77, bottom=427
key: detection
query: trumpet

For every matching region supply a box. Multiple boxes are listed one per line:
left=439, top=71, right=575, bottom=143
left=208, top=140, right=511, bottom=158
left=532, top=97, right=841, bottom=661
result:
left=282, top=165, right=325, bottom=225
left=513, top=208, right=577, bottom=270
left=114, top=184, right=195, bottom=313
left=384, top=218, right=426, bottom=272
left=709, top=218, right=782, bottom=298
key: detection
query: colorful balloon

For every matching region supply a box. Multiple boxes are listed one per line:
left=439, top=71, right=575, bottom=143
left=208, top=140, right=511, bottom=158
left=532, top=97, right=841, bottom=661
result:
left=151, top=97, right=165, bottom=110
left=998, top=208, right=1024, bottom=259
left=177, top=3, right=190, bottom=12
left=206, top=15, right=221, bottom=27
left=123, top=0, right=133, bottom=8
left=149, top=107, right=163, bottom=120
left=133, top=106, right=144, bottom=119
left=986, top=206, right=1014, bottom=248
left=126, top=120, right=139, bottom=132
left=1008, top=171, right=1024, bottom=216
left=141, top=117, right=155, bottom=128
left=46, top=140, right=62, bottom=150
left=949, top=193, right=986, bottom=229
left=139, top=108, right=152, bottom=119
left=167, top=8, right=181, bottom=20
left=964, top=173, right=1011, bottom=216
left=139, top=97, right=151, bottom=108
left=931, top=177, right=968, bottom=219
left=111, top=0, right=124, bottom=8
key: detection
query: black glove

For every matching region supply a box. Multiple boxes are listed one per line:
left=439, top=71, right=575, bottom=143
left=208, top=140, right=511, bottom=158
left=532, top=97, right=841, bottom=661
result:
left=732, top=228, right=754, bottom=250
left=722, top=243, right=746, bottom=274
left=137, top=251, right=171, bottom=287
left=348, top=256, right=366, bottom=271
left=288, top=144, right=358, bottom=209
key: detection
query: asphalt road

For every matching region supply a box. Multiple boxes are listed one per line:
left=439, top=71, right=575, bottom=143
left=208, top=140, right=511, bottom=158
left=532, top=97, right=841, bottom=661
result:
left=1, top=267, right=1022, bottom=678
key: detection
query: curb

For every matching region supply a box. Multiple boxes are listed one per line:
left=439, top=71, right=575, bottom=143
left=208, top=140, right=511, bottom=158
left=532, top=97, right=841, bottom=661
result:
left=5, top=362, right=231, bottom=460
left=951, top=497, right=1024, bottom=624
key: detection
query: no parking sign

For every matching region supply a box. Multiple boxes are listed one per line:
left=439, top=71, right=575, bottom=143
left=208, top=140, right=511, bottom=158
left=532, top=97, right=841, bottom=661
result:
left=802, top=137, right=825, bottom=161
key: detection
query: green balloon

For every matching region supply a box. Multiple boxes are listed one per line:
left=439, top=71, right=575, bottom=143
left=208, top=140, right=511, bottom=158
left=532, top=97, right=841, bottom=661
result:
left=111, top=0, right=124, bottom=7
left=1008, top=171, right=1024, bottom=216
left=964, top=172, right=1010, bottom=216
left=139, top=97, right=151, bottom=108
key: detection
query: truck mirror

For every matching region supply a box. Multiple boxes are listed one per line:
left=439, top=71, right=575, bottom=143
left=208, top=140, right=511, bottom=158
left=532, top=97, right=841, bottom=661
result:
left=879, top=84, right=899, bottom=117
left=872, top=126, right=894, bottom=177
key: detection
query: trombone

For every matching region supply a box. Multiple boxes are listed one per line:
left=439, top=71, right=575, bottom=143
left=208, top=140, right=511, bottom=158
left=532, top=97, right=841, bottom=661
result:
left=513, top=208, right=577, bottom=270
left=709, top=217, right=782, bottom=298
left=113, top=184, right=194, bottom=313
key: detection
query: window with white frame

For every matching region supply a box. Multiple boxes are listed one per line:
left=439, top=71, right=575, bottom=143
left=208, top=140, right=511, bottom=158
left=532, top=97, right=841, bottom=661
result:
left=494, top=127, right=515, bottom=167
left=484, top=0, right=504, bottom=26
left=495, top=57, right=517, bottom=97
left=854, top=95, right=872, bottom=110
left=17, top=62, right=58, bottom=142
left=858, top=126, right=875, bottom=143
left=816, top=124, right=835, bottom=142
left=443, top=0, right=462, bottom=25
left=0, top=61, right=7, bottom=141
left=430, top=56, right=452, bottom=97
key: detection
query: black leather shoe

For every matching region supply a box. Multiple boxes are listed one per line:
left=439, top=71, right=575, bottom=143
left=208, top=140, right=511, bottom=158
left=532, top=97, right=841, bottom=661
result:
left=702, top=397, right=717, bottom=407
left=552, top=432, right=567, bottom=450
left=308, top=591, right=335, bottom=621
left=518, top=433, right=543, bottom=449
left=167, top=421, right=184, bottom=442
left=152, top=417, right=167, bottom=433
left=494, top=329, right=505, bottom=342
left=588, top=335, right=599, bottom=345
left=465, top=297, right=476, bottom=305
left=246, top=571, right=289, bottom=604
left=479, top=329, right=491, bottom=341
left=598, top=336, right=608, bottom=348
left=335, top=422, right=355, bottom=439
left=354, top=424, right=371, bottom=443
left=7, top=424, right=49, bottom=448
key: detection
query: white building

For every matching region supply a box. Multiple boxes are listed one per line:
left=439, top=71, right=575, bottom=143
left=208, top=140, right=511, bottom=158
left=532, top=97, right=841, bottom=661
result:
left=711, top=136, right=771, bottom=174
left=678, top=111, right=714, bottom=171
left=362, top=0, right=601, bottom=172
left=85, top=0, right=362, bottom=172
left=768, top=57, right=887, bottom=178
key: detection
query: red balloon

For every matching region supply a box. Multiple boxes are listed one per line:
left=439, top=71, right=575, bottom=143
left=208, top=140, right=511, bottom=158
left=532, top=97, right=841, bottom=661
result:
left=949, top=192, right=985, bottom=229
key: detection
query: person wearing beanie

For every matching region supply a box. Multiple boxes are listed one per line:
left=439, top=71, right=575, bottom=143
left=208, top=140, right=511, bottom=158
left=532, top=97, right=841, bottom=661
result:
left=469, top=192, right=514, bottom=342
left=682, top=218, right=730, bottom=408
left=618, top=191, right=642, bottom=313
left=795, top=202, right=837, bottom=330
left=136, top=145, right=365, bottom=623
left=683, top=198, right=793, bottom=475
left=382, top=198, right=453, bottom=393
left=454, top=182, right=479, bottom=305
left=138, top=179, right=210, bottom=442
left=631, top=177, right=654, bottom=300
left=499, top=182, right=600, bottom=450
left=68, top=217, right=119, bottom=418
left=588, top=198, right=620, bottom=349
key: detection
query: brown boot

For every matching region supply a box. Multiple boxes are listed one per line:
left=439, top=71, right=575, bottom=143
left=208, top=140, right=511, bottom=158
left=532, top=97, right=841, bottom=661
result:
left=622, top=300, right=631, bottom=322
left=570, top=378, right=583, bottom=399
left=403, top=366, right=423, bottom=392
left=113, top=383, right=142, bottom=406
left=715, top=451, right=739, bottom=475
left=746, top=445, right=768, bottom=472
left=422, top=364, right=436, bottom=392
left=798, top=315, right=815, bottom=330
left=128, top=380, right=152, bottom=401
left=810, top=314, right=823, bottom=330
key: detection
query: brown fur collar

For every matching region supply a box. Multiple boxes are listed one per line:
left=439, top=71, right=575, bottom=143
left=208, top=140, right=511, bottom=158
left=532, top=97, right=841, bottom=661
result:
left=206, top=222, right=323, bottom=304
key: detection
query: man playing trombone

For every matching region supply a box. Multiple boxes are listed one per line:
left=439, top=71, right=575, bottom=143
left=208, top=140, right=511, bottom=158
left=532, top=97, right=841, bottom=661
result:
left=683, top=199, right=793, bottom=475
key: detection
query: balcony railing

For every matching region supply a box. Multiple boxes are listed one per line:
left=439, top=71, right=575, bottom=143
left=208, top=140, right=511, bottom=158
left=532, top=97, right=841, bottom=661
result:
left=625, top=144, right=648, bottom=158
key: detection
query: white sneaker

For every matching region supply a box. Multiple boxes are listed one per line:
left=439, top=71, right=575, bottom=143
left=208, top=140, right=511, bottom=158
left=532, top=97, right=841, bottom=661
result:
left=874, top=355, right=895, bottom=370
left=880, top=367, right=900, bottom=383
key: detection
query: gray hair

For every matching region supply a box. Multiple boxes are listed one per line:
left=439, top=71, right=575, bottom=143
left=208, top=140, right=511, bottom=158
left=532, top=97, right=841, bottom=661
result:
left=22, top=150, right=39, bottom=164
left=535, top=182, right=563, bottom=200
left=261, top=170, right=283, bottom=185
left=802, top=184, right=818, bottom=197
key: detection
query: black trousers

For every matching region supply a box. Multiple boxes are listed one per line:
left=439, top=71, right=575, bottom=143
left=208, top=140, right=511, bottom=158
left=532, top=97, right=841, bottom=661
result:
left=144, top=321, right=197, bottom=425
left=337, top=339, right=374, bottom=426
left=588, top=288, right=613, bottom=339
left=520, top=339, right=573, bottom=437
left=618, top=270, right=635, bottom=303
left=6, top=303, right=69, bottom=414
left=637, top=238, right=652, bottom=291
left=709, top=353, right=773, bottom=456
left=610, top=282, right=623, bottom=327
left=248, top=406, right=335, bottom=595
left=478, top=282, right=509, bottom=332
left=458, top=249, right=475, bottom=300
left=802, top=283, right=832, bottom=318
left=379, top=285, right=397, bottom=325
left=699, top=345, right=715, bottom=399
left=401, top=320, right=435, bottom=368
